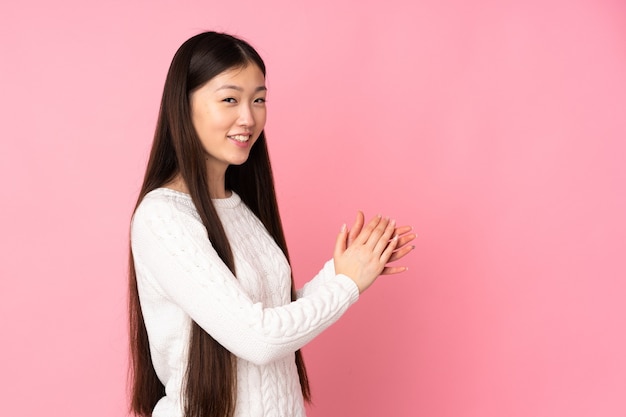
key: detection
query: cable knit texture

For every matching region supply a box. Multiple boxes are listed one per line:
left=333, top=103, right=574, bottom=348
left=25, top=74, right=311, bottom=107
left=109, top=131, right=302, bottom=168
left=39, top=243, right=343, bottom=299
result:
left=131, top=188, right=359, bottom=417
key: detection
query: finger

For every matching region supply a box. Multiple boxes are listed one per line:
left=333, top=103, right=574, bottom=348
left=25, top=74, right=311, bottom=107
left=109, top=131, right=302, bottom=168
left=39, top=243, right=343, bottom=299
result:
left=364, top=216, right=391, bottom=249
left=395, top=232, right=417, bottom=250
left=387, top=243, right=415, bottom=263
left=394, top=225, right=413, bottom=237
left=380, top=233, right=399, bottom=264
left=373, top=218, right=396, bottom=254
left=333, top=223, right=348, bottom=259
left=353, top=215, right=382, bottom=245
left=381, top=265, right=409, bottom=275
left=347, top=211, right=364, bottom=246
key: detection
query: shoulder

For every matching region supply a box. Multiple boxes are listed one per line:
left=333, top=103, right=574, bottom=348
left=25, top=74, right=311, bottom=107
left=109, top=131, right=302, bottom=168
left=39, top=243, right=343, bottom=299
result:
left=132, top=188, right=200, bottom=237
left=135, top=188, right=194, bottom=218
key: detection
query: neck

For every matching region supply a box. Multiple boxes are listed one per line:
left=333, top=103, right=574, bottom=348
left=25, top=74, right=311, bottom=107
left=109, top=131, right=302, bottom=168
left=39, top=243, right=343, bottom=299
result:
left=163, top=168, right=230, bottom=199
left=206, top=163, right=229, bottom=199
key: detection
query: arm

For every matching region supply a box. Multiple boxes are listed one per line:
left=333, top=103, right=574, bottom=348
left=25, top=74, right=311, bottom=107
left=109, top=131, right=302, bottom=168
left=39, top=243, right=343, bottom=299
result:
left=296, top=259, right=336, bottom=299
left=131, top=197, right=359, bottom=366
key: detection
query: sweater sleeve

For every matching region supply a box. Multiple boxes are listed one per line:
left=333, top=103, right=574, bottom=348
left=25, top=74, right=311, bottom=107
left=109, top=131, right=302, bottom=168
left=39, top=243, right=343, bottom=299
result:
left=131, top=196, right=359, bottom=366
left=296, top=260, right=337, bottom=299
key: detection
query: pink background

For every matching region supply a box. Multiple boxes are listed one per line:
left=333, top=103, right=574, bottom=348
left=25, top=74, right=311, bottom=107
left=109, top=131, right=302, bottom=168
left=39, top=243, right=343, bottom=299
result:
left=1, top=1, right=625, bottom=416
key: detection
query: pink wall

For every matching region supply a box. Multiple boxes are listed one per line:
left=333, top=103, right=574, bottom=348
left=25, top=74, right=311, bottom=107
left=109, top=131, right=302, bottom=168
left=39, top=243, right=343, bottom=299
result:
left=1, top=1, right=625, bottom=416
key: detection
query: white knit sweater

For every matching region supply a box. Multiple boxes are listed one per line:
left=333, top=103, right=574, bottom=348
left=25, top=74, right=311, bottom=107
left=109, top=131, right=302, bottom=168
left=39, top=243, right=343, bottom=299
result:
left=131, top=188, right=360, bottom=417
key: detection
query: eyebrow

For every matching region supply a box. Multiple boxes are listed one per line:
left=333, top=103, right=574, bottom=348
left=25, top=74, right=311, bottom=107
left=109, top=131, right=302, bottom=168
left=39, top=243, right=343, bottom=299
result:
left=215, top=85, right=267, bottom=93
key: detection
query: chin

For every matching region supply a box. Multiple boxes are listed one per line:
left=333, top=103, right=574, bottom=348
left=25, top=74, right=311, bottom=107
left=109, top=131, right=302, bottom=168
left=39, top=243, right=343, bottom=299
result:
left=229, top=156, right=251, bottom=166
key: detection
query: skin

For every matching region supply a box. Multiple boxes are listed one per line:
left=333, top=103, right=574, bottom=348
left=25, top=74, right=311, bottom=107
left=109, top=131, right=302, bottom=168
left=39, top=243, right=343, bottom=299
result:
left=335, top=212, right=416, bottom=293
left=168, top=64, right=267, bottom=198
left=168, top=63, right=416, bottom=293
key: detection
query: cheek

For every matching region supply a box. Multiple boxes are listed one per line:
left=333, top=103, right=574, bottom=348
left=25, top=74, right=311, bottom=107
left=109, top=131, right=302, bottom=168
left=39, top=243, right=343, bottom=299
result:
left=256, top=110, right=267, bottom=129
left=205, top=110, right=233, bottom=130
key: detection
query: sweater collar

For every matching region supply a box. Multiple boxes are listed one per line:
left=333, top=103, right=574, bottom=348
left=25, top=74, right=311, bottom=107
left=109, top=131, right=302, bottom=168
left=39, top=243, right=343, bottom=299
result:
left=212, top=191, right=241, bottom=209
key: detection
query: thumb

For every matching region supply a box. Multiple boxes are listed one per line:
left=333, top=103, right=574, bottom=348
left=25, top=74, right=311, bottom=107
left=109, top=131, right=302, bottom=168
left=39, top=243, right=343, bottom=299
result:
left=334, top=223, right=348, bottom=259
left=347, top=211, right=364, bottom=246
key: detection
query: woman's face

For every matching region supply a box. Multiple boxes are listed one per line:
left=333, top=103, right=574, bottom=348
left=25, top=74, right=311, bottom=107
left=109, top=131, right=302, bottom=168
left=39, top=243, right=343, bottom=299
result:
left=190, top=63, right=267, bottom=175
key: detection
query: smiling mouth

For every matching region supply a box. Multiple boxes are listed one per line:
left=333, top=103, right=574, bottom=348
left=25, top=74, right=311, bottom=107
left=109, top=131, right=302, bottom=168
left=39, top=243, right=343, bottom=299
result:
left=228, top=134, right=251, bottom=143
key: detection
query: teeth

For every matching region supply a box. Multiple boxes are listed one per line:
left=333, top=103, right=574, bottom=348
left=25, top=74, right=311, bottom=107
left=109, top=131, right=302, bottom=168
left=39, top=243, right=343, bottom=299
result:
left=230, top=135, right=250, bottom=142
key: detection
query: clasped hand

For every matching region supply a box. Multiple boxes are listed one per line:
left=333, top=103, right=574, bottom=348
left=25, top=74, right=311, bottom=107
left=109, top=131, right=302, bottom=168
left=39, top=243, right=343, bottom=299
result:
left=333, top=211, right=416, bottom=294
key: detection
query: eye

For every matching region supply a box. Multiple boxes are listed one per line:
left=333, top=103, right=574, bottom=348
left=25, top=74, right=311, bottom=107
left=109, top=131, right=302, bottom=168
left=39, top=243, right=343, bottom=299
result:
left=222, top=98, right=237, bottom=104
left=254, top=97, right=266, bottom=104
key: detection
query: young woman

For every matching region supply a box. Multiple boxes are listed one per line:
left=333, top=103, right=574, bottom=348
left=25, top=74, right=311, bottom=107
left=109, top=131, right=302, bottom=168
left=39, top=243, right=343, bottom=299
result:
left=128, top=31, right=416, bottom=417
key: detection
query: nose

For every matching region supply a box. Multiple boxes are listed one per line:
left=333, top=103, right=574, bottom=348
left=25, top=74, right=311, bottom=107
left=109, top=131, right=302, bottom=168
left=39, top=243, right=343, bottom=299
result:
left=237, top=103, right=255, bottom=129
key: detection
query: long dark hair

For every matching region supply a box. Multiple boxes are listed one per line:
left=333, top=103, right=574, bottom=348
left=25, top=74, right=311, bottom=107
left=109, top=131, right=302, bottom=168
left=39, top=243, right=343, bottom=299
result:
left=128, top=31, right=311, bottom=417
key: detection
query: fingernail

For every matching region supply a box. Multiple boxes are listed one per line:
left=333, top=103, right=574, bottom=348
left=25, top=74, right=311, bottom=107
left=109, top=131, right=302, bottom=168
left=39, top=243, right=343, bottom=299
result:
left=341, top=223, right=346, bottom=232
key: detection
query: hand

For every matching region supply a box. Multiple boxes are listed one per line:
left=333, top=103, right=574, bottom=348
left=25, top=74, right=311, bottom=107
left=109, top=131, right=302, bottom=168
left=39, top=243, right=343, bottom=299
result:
left=347, top=211, right=416, bottom=275
left=334, top=214, right=400, bottom=294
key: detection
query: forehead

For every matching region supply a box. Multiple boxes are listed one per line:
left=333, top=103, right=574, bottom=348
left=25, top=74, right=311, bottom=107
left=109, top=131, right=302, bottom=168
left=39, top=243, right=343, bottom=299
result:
left=205, top=64, right=265, bottom=90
